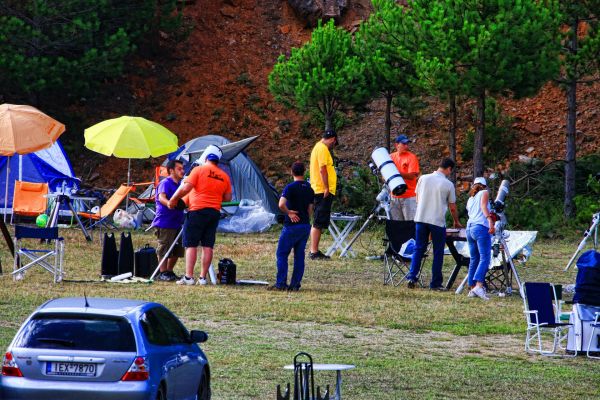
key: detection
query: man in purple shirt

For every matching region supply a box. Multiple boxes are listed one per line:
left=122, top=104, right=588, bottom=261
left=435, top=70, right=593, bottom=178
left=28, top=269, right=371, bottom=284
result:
left=154, top=159, right=185, bottom=281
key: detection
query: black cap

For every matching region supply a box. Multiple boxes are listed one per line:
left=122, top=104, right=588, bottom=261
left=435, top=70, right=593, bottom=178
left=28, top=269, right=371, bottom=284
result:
left=323, top=129, right=338, bottom=144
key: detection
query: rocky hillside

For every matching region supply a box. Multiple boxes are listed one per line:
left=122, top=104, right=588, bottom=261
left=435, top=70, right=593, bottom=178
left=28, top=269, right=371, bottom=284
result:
left=73, top=0, right=600, bottom=192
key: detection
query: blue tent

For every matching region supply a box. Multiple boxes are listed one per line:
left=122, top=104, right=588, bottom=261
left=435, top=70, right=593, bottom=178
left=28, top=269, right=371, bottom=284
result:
left=0, top=140, right=80, bottom=211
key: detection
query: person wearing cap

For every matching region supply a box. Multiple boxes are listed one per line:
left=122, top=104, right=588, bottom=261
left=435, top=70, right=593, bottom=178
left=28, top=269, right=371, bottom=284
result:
left=308, top=129, right=338, bottom=260
left=389, top=134, right=420, bottom=221
left=168, top=149, right=232, bottom=285
left=270, top=162, right=314, bottom=291
left=406, top=158, right=462, bottom=290
left=465, top=177, right=495, bottom=300
left=153, top=159, right=185, bottom=281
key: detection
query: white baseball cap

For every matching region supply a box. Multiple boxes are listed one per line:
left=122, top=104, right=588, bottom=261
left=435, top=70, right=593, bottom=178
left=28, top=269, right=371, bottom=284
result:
left=474, top=177, right=487, bottom=186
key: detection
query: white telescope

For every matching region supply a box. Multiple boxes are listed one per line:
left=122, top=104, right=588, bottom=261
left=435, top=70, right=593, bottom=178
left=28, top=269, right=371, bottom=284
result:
left=371, top=147, right=407, bottom=196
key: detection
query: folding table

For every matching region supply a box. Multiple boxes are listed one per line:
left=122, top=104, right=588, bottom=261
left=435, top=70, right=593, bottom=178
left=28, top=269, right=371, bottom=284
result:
left=284, top=363, right=355, bottom=400
left=325, top=214, right=361, bottom=258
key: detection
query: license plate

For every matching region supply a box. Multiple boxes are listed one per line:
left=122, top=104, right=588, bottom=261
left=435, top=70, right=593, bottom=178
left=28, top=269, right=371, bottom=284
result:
left=46, top=362, right=97, bottom=377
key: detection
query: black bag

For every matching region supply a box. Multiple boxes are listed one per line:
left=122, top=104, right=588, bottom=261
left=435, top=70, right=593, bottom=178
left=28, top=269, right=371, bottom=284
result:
left=135, top=244, right=158, bottom=278
left=101, top=233, right=118, bottom=277
left=118, top=232, right=134, bottom=275
left=217, top=258, right=237, bottom=284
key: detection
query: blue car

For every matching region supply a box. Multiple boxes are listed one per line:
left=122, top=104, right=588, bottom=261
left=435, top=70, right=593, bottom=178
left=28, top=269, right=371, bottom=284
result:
left=1, top=297, right=211, bottom=400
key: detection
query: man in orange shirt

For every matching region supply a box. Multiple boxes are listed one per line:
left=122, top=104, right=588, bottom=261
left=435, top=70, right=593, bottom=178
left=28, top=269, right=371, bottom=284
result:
left=389, top=135, right=419, bottom=221
left=168, top=150, right=232, bottom=285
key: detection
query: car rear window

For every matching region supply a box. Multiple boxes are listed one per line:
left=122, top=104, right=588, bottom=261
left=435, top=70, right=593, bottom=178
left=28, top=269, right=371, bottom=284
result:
left=14, top=313, right=136, bottom=352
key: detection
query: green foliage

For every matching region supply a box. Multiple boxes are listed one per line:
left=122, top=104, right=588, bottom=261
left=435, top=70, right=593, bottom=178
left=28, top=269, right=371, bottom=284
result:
left=488, top=154, right=600, bottom=236
left=0, top=0, right=184, bottom=99
left=268, top=20, right=370, bottom=130
left=461, top=99, right=514, bottom=165
left=334, top=165, right=381, bottom=217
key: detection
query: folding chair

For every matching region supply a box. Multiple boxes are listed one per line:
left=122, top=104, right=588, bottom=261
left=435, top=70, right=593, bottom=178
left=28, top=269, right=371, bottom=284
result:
left=587, top=312, right=600, bottom=359
left=522, top=282, right=575, bottom=356
left=13, top=225, right=64, bottom=283
left=78, top=184, right=134, bottom=229
left=383, top=220, right=428, bottom=286
left=11, top=181, right=49, bottom=224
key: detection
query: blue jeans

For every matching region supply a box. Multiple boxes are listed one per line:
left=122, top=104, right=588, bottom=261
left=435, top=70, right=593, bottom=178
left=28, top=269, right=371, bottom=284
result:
left=276, top=224, right=311, bottom=289
left=407, top=222, right=446, bottom=288
left=466, top=224, right=492, bottom=287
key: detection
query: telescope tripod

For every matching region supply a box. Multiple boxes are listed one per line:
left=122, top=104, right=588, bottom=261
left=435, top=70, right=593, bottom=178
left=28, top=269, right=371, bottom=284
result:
left=339, top=190, right=390, bottom=258
left=564, top=212, right=600, bottom=271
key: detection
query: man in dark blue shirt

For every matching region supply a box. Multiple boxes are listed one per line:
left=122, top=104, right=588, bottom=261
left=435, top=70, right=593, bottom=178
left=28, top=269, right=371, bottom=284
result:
left=271, top=162, right=314, bottom=291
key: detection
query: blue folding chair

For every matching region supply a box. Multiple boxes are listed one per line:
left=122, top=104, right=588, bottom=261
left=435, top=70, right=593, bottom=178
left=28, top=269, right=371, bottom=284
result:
left=522, top=282, right=575, bottom=356
left=13, top=225, right=64, bottom=283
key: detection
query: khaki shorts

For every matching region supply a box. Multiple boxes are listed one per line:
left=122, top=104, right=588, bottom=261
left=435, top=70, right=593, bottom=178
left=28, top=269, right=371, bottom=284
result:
left=390, top=197, right=417, bottom=221
left=155, top=228, right=185, bottom=260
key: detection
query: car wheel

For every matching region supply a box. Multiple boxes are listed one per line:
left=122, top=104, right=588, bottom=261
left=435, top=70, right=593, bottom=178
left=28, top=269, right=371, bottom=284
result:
left=197, top=368, right=211, bottom=400
left=156, top=385, right=166, bottom=400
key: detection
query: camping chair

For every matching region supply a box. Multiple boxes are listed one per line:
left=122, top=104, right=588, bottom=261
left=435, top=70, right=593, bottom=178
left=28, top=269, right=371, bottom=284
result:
left=78, top=184, right=134, bottom=230
left=128, top=166, right=168, bottom=220
left=10, top=181, right=48, bottom=224
left=522, top=282, right=575, bottom=356
left=12, top=225, right=64, bottom=283
left=383, top=220, right=428, bottom=287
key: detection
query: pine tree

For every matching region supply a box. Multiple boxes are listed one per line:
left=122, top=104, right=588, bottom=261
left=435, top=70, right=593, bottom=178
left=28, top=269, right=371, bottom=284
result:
left=355, top=0, right=419, bottom=150
left=412, top=0, right=561, bottom=177
left=556, top=1, right=600, bottom=219
left=268, top=19, right=370, bottom=132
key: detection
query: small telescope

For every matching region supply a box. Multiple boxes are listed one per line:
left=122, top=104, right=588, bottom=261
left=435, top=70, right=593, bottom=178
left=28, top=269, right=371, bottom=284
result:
left=492, top=180, right=510, bottom=213
left=371, top=147, right=407, bottom=196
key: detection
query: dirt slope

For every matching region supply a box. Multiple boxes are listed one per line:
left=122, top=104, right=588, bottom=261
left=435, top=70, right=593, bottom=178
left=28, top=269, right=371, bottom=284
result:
left=79, top=0, right=599, bottom=191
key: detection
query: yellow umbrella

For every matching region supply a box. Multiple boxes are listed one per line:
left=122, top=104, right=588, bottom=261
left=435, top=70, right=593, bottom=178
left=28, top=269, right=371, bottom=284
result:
left=0, top=104, right=66, bottom=221
left=84, top=116, right=179, bottom=204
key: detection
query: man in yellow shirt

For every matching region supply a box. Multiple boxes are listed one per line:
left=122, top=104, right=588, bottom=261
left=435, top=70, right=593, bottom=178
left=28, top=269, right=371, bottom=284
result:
left=309, top=129, right=338, bottom=260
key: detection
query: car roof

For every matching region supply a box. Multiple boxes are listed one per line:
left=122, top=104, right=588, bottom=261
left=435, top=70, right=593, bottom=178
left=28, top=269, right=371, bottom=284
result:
left=35, top=297, right=154, bottom=317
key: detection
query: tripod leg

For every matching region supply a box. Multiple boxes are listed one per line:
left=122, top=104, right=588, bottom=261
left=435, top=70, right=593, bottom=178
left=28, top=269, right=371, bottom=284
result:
left=501, top=237, right=523, bottom=298
left=340, top=213, right=377, bottom=257
left=564, top=216, right=599, bottom=271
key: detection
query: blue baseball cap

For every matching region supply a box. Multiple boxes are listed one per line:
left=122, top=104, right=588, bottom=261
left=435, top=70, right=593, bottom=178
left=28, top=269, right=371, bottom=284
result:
left=395, top=134, right=411, bottom=144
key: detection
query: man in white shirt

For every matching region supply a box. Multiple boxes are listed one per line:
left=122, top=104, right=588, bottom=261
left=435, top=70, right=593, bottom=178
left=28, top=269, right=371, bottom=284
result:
left=406, top=158, right=462, bottom=290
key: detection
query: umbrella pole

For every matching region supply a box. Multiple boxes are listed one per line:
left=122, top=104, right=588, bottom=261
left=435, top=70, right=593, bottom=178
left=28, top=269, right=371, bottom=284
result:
left=126, top=158, right=131, bottom=209
left=4, top=156, right=10, bottom=222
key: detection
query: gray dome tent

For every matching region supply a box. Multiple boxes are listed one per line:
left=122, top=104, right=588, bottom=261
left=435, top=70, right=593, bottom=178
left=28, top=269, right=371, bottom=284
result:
left=171, top=135, right=280, bottom=215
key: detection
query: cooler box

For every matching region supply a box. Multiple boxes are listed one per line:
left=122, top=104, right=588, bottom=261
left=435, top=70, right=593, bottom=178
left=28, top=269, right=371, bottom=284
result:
left=567, top=304, right=600, bottom=354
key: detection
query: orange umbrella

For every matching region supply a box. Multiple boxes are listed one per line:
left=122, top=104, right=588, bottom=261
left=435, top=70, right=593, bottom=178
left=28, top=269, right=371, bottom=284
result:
left=0, top=104, right=65, bottom=155
left=0, top=104, right=65, bottom=221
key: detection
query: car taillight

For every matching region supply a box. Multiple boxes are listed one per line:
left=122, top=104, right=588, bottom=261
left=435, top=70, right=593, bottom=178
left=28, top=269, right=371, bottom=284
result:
left=121, top=356, right=149, bottom=381
left=2, top=352, right=23, bottom=377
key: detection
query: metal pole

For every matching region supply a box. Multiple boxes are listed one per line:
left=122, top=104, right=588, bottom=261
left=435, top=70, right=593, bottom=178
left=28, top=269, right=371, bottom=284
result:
left=4, top=156, right=10, bottom=222
left=565, top=213, right=599, bottom=271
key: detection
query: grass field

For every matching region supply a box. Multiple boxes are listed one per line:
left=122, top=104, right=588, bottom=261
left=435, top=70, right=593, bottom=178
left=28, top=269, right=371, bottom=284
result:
left=0, top=225, right=599, bottom=399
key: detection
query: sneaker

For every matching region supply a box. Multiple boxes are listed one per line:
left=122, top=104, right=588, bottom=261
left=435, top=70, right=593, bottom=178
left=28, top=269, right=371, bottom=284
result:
left=406, top=280, right=417, bottom=289
left=467, top=290, right=477, bottom=298
left=196, top=277, right=208, bottom=285
left=267, top=284, right=287, bottom=291
left=288, top=285, right=301, bottom=292
left=472, top=286, right=490, bottom=300
left=176, top=276, right=195, bottom=286
left=157, top=272, right=172, bottom=281
left=165, top=271, right=180, bottom=281
left=430, top=286, right=448, bottom=292
left=309, top=251, right=330, bottom=260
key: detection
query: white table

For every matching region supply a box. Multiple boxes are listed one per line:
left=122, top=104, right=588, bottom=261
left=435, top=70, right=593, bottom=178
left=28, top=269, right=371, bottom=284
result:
left=284, top=363, right=355, bottom=400
left=46, top=193, right=98, bottom=242
left=326, top=214, right=361, bottom=258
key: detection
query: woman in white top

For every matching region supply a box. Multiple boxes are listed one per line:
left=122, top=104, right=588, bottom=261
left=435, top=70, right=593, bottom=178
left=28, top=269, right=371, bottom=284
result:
left=465, top=177, right=495, bottom=300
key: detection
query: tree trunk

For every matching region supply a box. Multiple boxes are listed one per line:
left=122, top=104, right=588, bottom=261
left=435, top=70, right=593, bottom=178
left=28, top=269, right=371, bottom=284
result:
left=448, top=93, right=457, bottom=183
left=473, top=92, right=486, bottom=178
left=324, top=112, right=333, bottom=132
left=384, top=93, right=392, bottom=150
left=564, top=18, right=578, bottom=219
